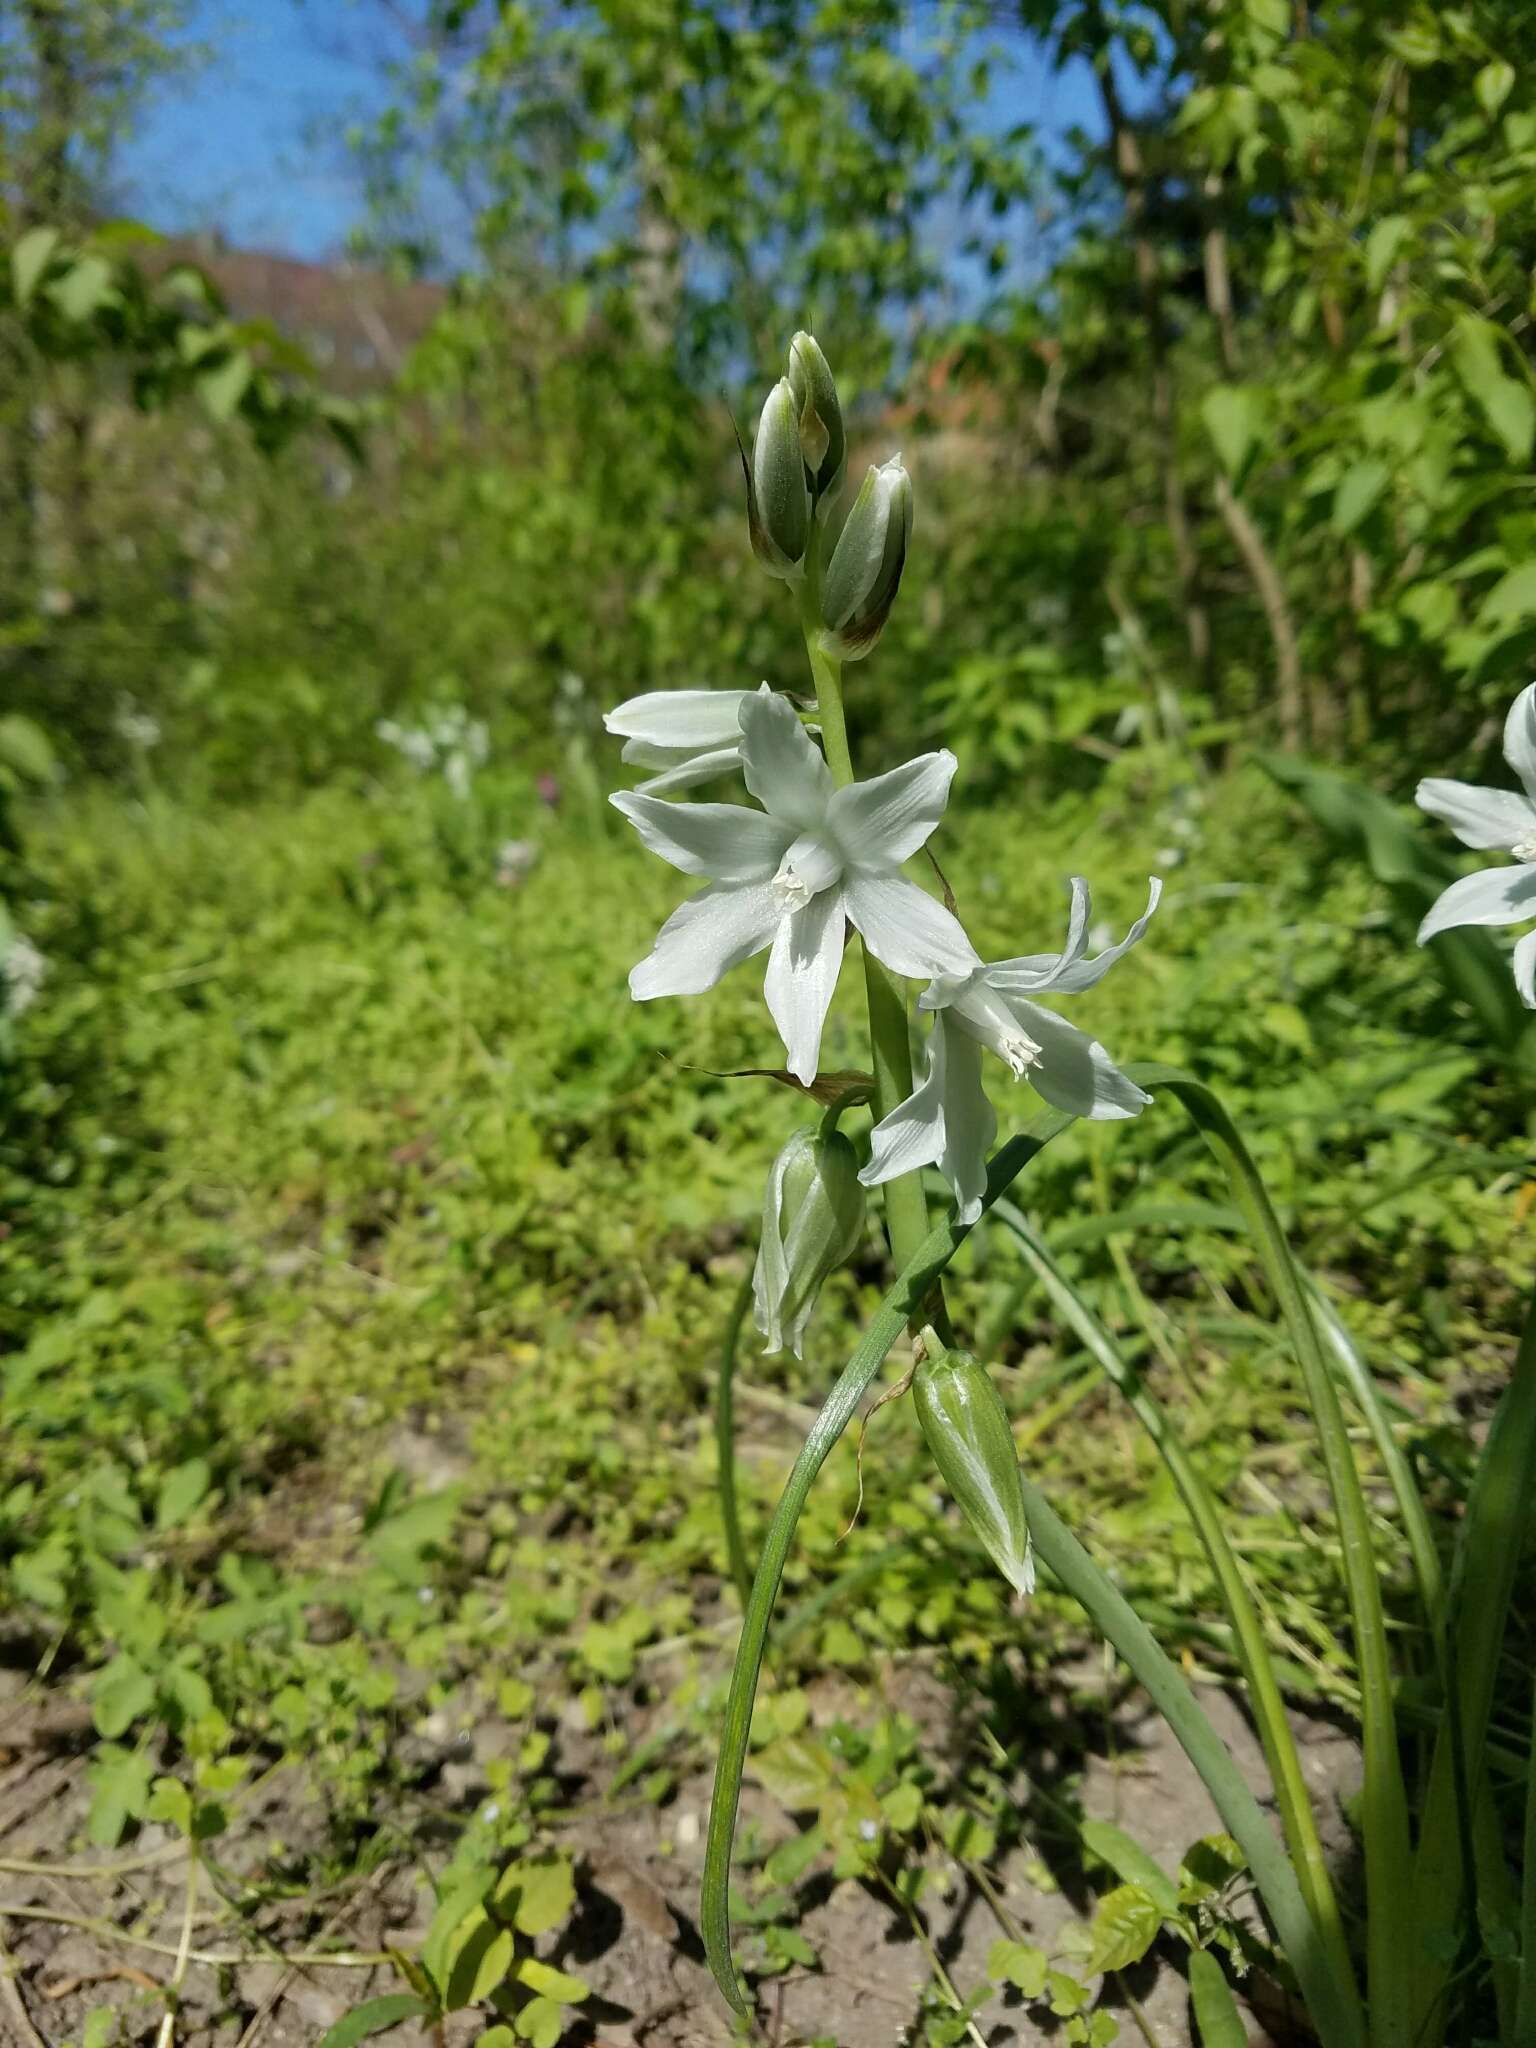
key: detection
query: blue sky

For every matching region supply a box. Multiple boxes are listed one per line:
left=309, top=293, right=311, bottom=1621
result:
left=112, top=0, right=1111, bottom=269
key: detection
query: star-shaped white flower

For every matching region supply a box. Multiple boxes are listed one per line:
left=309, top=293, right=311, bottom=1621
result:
left=1416, top=681, right=1536, bottom=1005
left=604, top=688, right=754, bottom=795
left=612, top=689, right=977, bottom=1082
left=860, top=877, right=1161, bottom=1223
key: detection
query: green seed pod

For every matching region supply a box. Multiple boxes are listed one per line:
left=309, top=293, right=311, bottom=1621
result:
left=746, top=376, right=812, bottom=581
left=753, top=1125, right=865, bottom=1358
left=819, top=455, right=912, bottom=660
left=913, top=1349, right=1035, bottom=1597
left=787, top=330, right=846, bottom=510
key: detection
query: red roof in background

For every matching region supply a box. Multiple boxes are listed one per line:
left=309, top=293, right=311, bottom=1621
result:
left=147, top=235, right=449, bottom=390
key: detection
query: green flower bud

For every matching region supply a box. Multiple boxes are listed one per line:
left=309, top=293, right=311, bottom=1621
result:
left=913, top=1349, right=1035, bottom=1597
left=819, top=455, right=912, bottom=660
left=753, top=1125, right=865, bottom=1358
left=788, top=330, right=846, bottom=510
left=746, top=376, right=812, bottom=581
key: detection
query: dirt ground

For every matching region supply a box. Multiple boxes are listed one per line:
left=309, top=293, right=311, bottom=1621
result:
left=0, top=1647, right=1357, bottom=2048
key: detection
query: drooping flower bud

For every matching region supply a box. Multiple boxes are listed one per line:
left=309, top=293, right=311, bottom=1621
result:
left=913, top=1349, right=1034, bottom=1597
left=753, top=1125, right=866, bottom=1357
left=746, top=377, right=812, bottom=582
left=819, top=455, right=912, bottom=660
left=787, top=331, right=846, bottom=511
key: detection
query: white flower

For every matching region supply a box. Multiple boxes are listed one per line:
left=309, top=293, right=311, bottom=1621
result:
left=861, top=877, right=1161, bottom=1223
left=604, top=688, right=755, bottom=795
left=612, top=688, right=977, bottom=1083
left=1416, top=681, right=1536, bottom=1005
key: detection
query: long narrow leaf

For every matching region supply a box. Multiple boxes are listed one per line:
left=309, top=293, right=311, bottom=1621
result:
left=1021, top=1478, right=1366, bottom=2048
left=1126, top=1064, right=1412, bottom=2048
left=1516, top=1671, right=1536, bottom=2048
left=1301, top=1275, right=1444, bottom=1640
left=1409, top=1290, right=1536, bottom=2041
left=701, top=1112, right=1073, bottom=2014
left=991, top=1199, right=1360, bottom=2023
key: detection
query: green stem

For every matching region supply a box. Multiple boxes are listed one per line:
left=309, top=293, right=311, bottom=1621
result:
left=701, top=1112, right=1073, bottom=2014
left=795, top=577, right=932, bottom=1285
left=992, top=1199, right=1362, bottom=2029
left=1127, top=1064, right=1412, bottom=2048
left=715, top=1266, right=755, bottom=1609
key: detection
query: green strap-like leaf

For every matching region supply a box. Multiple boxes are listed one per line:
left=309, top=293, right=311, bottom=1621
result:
left=1125, top=1063, right=1409, bottom=2048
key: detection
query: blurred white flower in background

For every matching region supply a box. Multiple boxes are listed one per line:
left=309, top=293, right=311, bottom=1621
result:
left=114, top=700, right=162, bottom=751
left=2, top=930, right=46, bottom=1018
left=377, top=705, right=489, bottom=797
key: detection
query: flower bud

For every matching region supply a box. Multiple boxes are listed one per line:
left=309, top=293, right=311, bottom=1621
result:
left=819, top=455, right=912, bottom=660
left=787, top=331, right=846, bottom=510
left=746, top=377, right=812, bottom=581
left=913, top=1349, right=1034, bottom=1597
left=753, top=1125, right=866, bottom=1357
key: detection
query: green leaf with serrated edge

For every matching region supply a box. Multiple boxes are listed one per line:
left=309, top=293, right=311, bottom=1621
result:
left=1086, top=1884, right=1164, bottom=1974
left=516, top=1958, right=589, bottom=2003
left=1331, top=459, right=1389, bottom=536
left=1364, top=216, right=1410, bottom=294
left=988, top=1938, right=1048, bottom=1997
left=1179, top=1834, right=1246, bottom=1903
left=1188, top=1949, right=1247, bottom=2048
left=146, top=1778, right=194, bottom=1833
left=1201, top=384, right=1266, bottom=483
left=1475, top=59, right=1514, bottom=119
left=91, top=1655, right=156, bottom=1740
left=317, top=1996, right=436, bottom=2048
left=1080, top=1821, right=1180, bottom=1916
left=156, top=1458, right=211, bottom=1529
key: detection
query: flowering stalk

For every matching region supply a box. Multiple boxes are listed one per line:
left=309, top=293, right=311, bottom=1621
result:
left=793, top=561, right=933, bottom=1286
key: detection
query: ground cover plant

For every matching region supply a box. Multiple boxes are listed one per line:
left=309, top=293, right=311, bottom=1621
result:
left=1, top=703, right=1530, bottom=2042
left=3, top=1, right=1536, bottom=2043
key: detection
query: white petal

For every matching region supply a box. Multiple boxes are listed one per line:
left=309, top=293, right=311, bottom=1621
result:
left=606, top=689, right=752, bottom=747
left=862, top=1029, right=948, bottom=1186
left=632, top=745, right=744, bottom=795
left=1416, top=778, right=1535, bottom=851
left=611, top=790, right=792, bottom=880
left=1514, top=928, right=1536, bottom=1008
left=991, top=878, right=1163, bottom=995
left=763, top=890, right=846, bottom=1084
left=826, top=751, right=957, bottom=866
left=1417, top=861, right=1536, bottom=942
left=844, top=871, right=980, bottom=979
left=739, top=687, right=833, bottom=830
left=1504, top=682, right=1536, bottom=801
left=933, top=1020, right=996, bottom=1224
left=629, top=881, right=780, bottom=999
left=1010, top=999, right=1151, bottom=1120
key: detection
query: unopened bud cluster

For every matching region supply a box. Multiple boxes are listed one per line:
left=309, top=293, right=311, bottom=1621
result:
left=745, top=332, right=911, bottom=659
